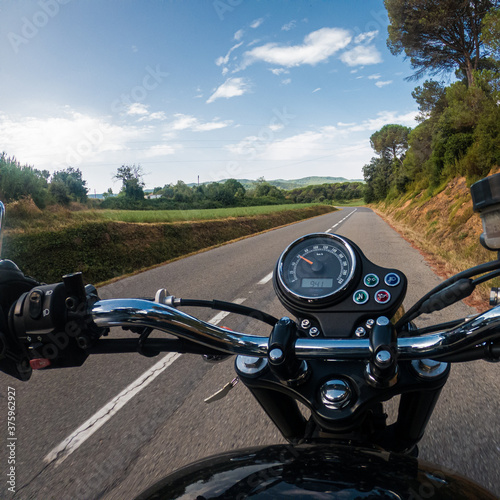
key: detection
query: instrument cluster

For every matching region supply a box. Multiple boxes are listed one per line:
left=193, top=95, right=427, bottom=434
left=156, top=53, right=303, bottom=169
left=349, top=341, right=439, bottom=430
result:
left=273, top=233, right=407, bottom=338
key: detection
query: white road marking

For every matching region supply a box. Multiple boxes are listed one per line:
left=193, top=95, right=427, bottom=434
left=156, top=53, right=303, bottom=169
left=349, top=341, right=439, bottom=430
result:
left=328, top=208, right=357, bottom=232
left=45, top=298, right=247, bottom=466
left=44, top=351, right=181, bottom=467
left=258, top=272, right=273, bottom=285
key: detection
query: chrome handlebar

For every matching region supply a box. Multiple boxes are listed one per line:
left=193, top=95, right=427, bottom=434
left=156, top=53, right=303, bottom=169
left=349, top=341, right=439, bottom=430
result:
left=91, top=299, right=500, bottom=361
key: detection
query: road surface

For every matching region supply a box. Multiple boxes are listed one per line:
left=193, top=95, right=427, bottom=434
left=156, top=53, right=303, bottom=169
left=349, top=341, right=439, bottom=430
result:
left=1, top=207, right=499, bottom=499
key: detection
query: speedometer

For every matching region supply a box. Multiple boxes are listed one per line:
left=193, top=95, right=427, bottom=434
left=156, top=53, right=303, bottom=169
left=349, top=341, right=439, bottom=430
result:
left=276, top=233, right=357, bottom=302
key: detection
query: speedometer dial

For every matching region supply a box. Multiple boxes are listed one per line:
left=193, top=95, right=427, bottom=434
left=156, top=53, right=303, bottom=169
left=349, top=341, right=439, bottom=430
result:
left=277, top=233, right=356, bottom=302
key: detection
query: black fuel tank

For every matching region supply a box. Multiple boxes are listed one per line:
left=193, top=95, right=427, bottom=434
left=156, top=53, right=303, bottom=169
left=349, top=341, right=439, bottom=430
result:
left=135, top=444, right=495, bottom=499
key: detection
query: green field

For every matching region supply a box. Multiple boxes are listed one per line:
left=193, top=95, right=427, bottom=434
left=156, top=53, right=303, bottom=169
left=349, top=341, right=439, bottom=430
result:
left=6, top=201, right=325, bottom=232
left=4, top=204, right=336, bottom=284
left=96, top=203, right=321, bottom=223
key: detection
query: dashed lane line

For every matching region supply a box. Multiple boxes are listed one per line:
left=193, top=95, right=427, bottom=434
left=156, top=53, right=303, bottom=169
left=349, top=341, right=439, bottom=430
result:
left=44, top=298, right=247, bottom=467
left=258, top=272, right=273, bottom=285
left=325, top=208, right=357, bottom=233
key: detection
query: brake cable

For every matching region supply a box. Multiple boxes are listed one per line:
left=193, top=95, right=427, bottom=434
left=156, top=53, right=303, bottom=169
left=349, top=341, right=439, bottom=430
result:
left=162, top=297, right=279, bottom=327
left=396, top=256, right=500, bottom=332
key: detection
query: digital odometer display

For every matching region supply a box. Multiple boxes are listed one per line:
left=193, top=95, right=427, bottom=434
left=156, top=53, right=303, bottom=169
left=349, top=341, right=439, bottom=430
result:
left=301, top=278, right=334, bottom=288
left=277, top=234, right=356, bottom=302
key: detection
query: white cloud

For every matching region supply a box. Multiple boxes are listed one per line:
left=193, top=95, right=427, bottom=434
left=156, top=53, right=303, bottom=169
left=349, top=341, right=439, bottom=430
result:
left=234, top=29, right=244, bottom=41
left=347, top=110, right=417, bottom=132
left=126, top=103, right=166, bottom=122
left=270, top=68, right=289, bottom=76
left=127, top=103, right=149, bottom=116
left=170, top=113, right=232, bottom=131
left=354, top=30, right=378, bottom=44
left=375, top=80, right=393, bottom=88
left=138, top=111, right=167, bottom=122
left=250, top=18, right=264, bottom=29
left=215, top=42, right=243, bottom=67
left=247, top=38, right=261, bottom=47
left=340, top=45, right=382, bottom=66
left=282, top=78, right=292, bottom=85
left=269, top=123, right=284, bottom=132
left=226, top=111, right=417, bottom=165
left=241, top=27, right=352, bottom=69
left=227, top=126, right=339, bottom=161
left=281, top=20, right=296, bottom=31
left=206, top=77, right=251, bottom=103
left=143, top=144, right=176, bottom=157
left=312, top=87, right=321, bottom=93
left=368, top=73, right=381, bottom=80
left=0, top=109, right=148, bottom=170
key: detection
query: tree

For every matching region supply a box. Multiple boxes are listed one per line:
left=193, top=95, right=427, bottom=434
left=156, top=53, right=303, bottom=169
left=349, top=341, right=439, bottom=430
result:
left=363, top=157, right=393, bottom=202
left=482, top=7, right=500, bottom=57
left=370, top=124, right=412, bottom=165
left=49, top=181, right=71, bottom=205
left=0, top=153, right=49, bottom=207
left=222, top=179, right=246, bottom=198
left=411, top=81, right=447, bottom=122
left=385, top=0, right=499, bottom=87
left=114, top=164, right=145, bottom=200
left=103, top=188, right=114, bottom=199
left=50, top=167, right=88, bottom=203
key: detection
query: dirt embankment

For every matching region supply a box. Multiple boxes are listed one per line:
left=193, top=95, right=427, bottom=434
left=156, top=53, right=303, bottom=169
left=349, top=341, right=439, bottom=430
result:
left=375, top=174, right=500, bottom=311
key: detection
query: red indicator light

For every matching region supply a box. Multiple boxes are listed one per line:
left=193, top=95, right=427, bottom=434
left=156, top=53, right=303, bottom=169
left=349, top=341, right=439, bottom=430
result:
left=30, top=359, right=51, bottom=370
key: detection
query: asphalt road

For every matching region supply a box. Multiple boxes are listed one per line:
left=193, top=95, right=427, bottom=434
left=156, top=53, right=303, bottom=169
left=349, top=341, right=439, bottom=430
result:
left=0, top=207, right=499, bottom=499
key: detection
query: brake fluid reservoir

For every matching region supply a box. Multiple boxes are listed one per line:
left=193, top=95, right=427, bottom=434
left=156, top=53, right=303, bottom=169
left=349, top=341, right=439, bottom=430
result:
left=471, top=173, right=500, bottom=250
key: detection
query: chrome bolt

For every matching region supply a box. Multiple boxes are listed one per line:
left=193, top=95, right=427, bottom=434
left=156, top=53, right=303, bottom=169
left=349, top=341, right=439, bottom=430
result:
left=320, top=379, right=351, bottom=410
left=269, top=348, right=284, bottom=362
left=309, top=327, right=320, bottom=337
left=236, top=355, right=268, bottom=376
left=376, top=316, right=390, bottom=327
left=355, top=327, right=366, bottom=338
left=375, top=350, right=392, bottom=365
left=490, top=288, right=500, bottom=306
left=411, top=359, right=448, bottom=379
left=365, top=319, right=375, bottom=329
left=300, top=319, right=311, bottom=329
left=418, top=359, right=441, bottom=372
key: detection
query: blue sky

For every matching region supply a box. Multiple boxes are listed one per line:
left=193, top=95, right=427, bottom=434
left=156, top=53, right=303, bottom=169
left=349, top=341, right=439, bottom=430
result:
left=0, top=0, right=419, bottom=195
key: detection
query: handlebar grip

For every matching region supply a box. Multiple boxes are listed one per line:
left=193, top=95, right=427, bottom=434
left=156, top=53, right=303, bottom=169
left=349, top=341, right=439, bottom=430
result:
left=0, top=260, right=40, bottom=380
left=2, top=271, right=108, bottom=378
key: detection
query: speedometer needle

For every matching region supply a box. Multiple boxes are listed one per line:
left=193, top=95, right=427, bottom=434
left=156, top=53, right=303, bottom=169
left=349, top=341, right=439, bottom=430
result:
left=299, top=255, right=314, bottom=265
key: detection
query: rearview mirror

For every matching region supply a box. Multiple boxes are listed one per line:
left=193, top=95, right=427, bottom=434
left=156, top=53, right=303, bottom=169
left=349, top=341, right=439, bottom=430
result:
left=0, top=201, right=4, bottom=258
left=471, top=174, right=500, bottom=251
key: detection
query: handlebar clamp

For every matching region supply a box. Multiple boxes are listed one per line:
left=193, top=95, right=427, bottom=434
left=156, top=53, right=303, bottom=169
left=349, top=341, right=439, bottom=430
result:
left=366, top=316, right=398, bottom=388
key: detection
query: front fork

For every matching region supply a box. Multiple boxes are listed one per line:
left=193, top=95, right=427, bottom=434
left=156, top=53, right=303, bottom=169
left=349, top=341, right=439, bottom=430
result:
left=236, top=318, right=450, bottom=454
left=241, top=371, right=448, bottom=454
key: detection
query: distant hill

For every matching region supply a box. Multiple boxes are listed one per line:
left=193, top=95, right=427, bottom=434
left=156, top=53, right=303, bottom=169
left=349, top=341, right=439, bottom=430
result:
left=188, top=176, right=364, bottom=190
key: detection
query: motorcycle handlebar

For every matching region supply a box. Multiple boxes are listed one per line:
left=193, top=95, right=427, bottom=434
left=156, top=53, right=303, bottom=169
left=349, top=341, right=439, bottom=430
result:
left=91, top=299, right=500, bottom=361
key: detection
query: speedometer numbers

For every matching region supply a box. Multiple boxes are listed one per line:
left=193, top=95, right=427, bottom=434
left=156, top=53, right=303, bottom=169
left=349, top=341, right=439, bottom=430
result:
left=278, top=235, right=356, bottom=302
left=273, top=233, right=407, bottom=338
